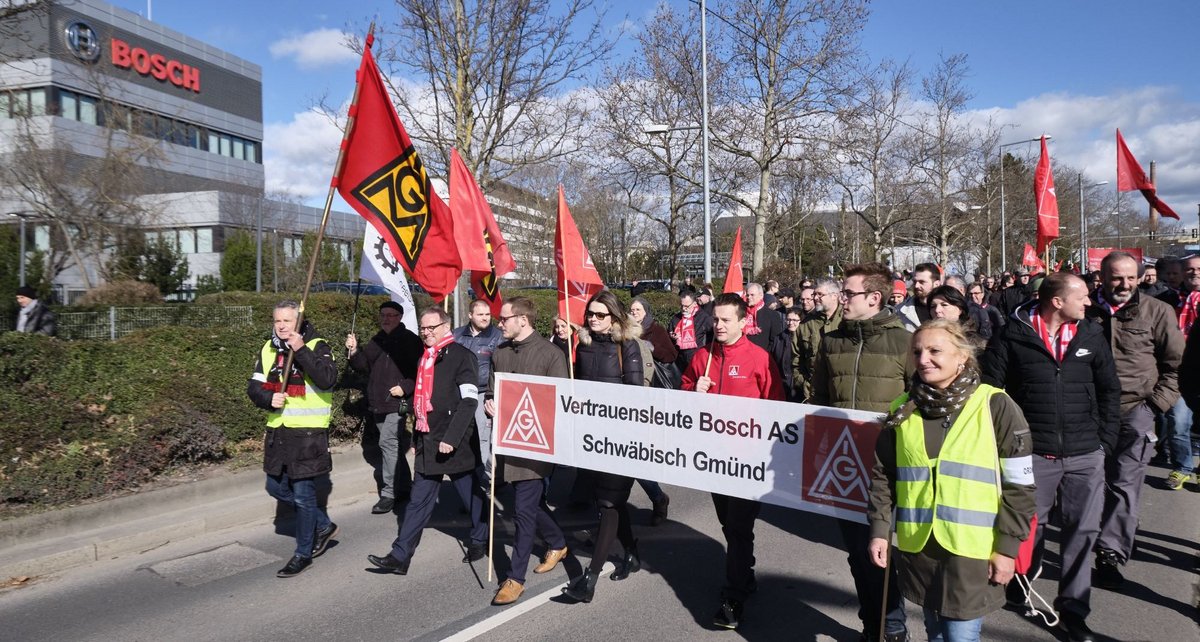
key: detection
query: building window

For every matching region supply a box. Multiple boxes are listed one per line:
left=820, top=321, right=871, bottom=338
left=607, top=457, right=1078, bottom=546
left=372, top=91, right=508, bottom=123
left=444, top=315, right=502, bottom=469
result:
left=196, top=227, right=213, bottom=253
left=61, top=90, right=77, bottom=120
left=178, top=228, right=196, bottom=254
left=28, top=88, right=46, bottom=116
left=79, top=95, right=97, bottom=125
left=245, top=142, right=257, bottom=163
left=35, top=225, right=51, bottom=252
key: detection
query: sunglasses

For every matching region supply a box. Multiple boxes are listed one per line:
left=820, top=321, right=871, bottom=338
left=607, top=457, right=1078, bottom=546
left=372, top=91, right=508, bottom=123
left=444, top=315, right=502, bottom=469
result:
left=585, top=310, right=611, bottom=319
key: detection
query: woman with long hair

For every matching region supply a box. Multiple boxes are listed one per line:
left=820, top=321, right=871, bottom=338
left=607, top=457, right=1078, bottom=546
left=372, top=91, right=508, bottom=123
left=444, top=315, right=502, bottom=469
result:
left=562, top=290, right=645, bottom=603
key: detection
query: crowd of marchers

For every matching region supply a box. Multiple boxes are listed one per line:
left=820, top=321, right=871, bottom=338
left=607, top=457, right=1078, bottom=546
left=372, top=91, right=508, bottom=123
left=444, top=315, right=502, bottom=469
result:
left=244, top=251, right=1199, bottom=642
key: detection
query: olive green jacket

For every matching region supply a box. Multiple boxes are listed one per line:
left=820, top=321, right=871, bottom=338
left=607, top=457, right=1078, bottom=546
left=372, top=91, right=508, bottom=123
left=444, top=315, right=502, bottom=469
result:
left=793, top=307, right=842, bottom=402
left=809, top=310, right=913, bottom=413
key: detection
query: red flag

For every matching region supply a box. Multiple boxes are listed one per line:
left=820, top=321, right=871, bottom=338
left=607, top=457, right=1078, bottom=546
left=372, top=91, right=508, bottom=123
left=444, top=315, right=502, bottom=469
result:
left=1115, top=129, right=1179, bottom=219
left=555, top=186, right=604, bottom=327
left=723, top=227, right=744, bottom=295
left=1053, top=259, right=1064, bottom=272
left=1021, top=243, right=1042, bottom=269
left=333, top=33, right=461, bottom=301
left=449, top=149, right=516, bottom=316
left=1034, top=136, right=1059, bottom=254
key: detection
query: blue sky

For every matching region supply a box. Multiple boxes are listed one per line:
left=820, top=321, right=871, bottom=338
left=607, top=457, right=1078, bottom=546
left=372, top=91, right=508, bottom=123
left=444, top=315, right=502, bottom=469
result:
left=113, top=0, right=1200, bottom=228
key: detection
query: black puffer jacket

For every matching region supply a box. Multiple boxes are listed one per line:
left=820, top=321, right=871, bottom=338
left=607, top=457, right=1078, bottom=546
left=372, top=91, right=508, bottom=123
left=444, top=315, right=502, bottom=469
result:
left=981, top=303, right=1121, bottom=457
left=574, top=329, right=644, bottom=385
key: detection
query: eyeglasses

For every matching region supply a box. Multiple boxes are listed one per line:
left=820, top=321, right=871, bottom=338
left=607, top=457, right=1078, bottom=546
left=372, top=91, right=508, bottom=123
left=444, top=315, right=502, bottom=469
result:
left=585, top=310, right=611, bottom=319
left=497, top=314, right=523, bottom=324
left=418, top=320, right=448, bottom=333
left=840, top=290, right=870, bottom=300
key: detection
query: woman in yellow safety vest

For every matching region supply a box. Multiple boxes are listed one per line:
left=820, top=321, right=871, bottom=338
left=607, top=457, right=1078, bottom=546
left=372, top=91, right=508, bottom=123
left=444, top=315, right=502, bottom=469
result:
left=867, top=319, right=1036, bottom=642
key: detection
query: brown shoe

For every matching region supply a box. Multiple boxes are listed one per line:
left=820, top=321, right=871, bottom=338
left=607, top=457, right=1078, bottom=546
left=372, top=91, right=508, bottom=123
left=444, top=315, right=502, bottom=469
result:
left=533, top=546, right=569, bottom=574
left=492, top=578, right=524, bottom=605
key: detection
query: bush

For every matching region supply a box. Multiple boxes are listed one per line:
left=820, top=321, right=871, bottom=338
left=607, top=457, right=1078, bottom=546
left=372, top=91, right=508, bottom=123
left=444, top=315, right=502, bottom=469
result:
left=78, top=280, right=163, bottom=306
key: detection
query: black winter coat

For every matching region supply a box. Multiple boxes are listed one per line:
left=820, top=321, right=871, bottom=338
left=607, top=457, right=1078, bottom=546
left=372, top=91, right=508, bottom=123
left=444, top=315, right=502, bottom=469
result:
left=574, top=331, right=644, bottom=385
left=413, top=342, right=481, bottom=476
left=747, top=305, right=794, bottom=391
left=348, top=325, right=422, bottom=414
left=981, top=304, right=1121, bottom=457
left=668, top=307, right=714, bottom=354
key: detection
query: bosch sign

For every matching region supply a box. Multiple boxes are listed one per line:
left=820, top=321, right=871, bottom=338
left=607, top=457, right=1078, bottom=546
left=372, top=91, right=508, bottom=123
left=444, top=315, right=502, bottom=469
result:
left=110, top=38, right=201, bottom=93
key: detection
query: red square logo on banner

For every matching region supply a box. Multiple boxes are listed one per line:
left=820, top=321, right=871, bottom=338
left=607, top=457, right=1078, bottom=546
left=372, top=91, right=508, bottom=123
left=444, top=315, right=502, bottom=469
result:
left=802, top=415, right=882, bottom=514
left=496, top=380, right=557, bottom=454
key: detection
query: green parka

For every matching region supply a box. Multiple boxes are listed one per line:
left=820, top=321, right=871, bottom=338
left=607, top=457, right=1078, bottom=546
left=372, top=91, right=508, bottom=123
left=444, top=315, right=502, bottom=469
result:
left=794, top=307, right=842, bottom=401
left=810, top=310, right=912, bottom=413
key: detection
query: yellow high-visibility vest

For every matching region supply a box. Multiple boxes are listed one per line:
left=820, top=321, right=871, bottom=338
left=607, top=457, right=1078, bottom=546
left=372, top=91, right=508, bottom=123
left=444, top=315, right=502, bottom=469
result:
left=892, top=385, right=1002, bottom=560
left=259, top=339, right=333, bottom=429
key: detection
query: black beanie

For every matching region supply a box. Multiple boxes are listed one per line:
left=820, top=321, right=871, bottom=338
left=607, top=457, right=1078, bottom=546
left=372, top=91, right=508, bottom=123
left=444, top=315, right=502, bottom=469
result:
left=16, top=285, right=36, bottom=299
left=379, top=301, right=404, bottom=315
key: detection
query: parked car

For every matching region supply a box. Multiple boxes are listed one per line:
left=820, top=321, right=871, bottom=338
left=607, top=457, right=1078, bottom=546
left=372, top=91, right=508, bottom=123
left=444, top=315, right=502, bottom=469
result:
left=312, top=282, right=389, bottom=295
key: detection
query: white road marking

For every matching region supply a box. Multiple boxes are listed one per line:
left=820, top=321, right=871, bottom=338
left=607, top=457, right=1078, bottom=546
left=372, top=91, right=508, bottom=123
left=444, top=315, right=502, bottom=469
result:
left=439, top=563, right=615, bottom=642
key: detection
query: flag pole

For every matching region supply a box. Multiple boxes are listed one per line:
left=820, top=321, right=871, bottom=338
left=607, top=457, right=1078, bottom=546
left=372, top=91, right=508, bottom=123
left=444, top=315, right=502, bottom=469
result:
left=487, top=416, right=497, bottom=583
left=280, top=23, right=375, bottom=382
left=1148, top=161, right=1158, bottom=241
left=350, top=277, right=364, bottom=337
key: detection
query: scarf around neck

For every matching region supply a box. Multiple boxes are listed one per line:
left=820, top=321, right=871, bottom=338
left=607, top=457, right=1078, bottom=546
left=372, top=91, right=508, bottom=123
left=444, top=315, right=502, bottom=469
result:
left=414, top=333, right=456, bottom=433
left=885, top=366, right=981, bottom=434
left=264, top=325, right=311, bottom=397
left=744, top=301, right=763, bottom=335
left=675, top=305, right=698, bottom=349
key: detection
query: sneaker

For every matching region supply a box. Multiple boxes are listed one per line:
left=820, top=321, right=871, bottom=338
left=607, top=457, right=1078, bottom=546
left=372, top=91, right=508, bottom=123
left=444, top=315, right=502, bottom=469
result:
left=1094, top=549, right=1124, bottom=590
left=712, top=598, right=743, bottom=630
left=276, top=555, right=312, bottom=578
left=312, top=522, right=339, bottom=558
left=1166, top=470, right=1191, bottom=490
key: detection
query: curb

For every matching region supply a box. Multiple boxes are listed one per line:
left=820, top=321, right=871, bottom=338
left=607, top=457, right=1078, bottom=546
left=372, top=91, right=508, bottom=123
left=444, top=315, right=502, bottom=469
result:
left=0, top=445, right=380, bottom=580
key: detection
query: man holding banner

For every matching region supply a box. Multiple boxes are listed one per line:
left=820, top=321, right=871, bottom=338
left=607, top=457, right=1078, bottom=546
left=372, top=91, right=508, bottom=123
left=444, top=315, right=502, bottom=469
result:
left=682, top=292, right=785, bottom=631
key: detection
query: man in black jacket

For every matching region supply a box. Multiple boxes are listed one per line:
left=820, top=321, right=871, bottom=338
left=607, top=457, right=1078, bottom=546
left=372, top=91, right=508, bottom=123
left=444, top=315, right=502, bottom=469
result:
left=247, top=300, right=340, bottom=578
left=14, top=285, right=56, bottom=336
left=368, top=307, right=488, bottom=575
left=669, top=288, right=713, bottom=372
left=744, top=282, right=792, bottom=391
left=347, top=301, right=422, bottom=514
left=982, top=272, right=1121, bottom=642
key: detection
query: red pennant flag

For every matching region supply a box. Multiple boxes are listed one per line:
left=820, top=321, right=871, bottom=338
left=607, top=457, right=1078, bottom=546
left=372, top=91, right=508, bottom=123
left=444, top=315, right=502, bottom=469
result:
left=1034, top=136, right=1059, bottom=254
left=723, top=227, right=744, bottom=295
left=1021, top=243, right=1041, bottom=269
left=555, top=186, right=604, bottom=327
left=449, top=149, right=516, bottom=316
left=333, top=33, right=461, bottom=301
left=1115, top=129, right=1179, bottom=219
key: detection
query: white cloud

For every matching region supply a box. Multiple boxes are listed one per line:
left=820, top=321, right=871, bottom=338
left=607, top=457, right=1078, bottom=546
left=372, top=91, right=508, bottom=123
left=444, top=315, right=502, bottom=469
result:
left=263, top=108, right=345, bottom=201
left=268, top=29, right=357, bottom=69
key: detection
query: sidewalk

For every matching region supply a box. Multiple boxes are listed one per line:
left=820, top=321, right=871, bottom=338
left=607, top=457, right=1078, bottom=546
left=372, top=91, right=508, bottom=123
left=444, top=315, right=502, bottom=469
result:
left=0, top=445, right=379, bottom=580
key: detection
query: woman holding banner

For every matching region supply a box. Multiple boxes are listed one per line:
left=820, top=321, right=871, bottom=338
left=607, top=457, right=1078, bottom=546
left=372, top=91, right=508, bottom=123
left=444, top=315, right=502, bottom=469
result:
left=562, top=290, right=645, bottom=603
left=867, top=320, right=1036, bottom=642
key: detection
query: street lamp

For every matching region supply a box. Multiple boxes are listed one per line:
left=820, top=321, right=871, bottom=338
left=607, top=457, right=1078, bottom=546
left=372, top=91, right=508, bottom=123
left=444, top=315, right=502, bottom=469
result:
left=643, top=122, right=707, bottom=282
left=7, top=212, right=33, bottom=287
left=998, top=135, right=1050, bottom=270
left=1078, top=178, right=1108, bottom=271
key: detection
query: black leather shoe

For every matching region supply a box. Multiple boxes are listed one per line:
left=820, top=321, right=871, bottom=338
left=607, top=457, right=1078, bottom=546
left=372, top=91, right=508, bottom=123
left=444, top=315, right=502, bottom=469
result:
left=712, top=598, right=743, bottom=630
left=651, top=494, right=670, bottom=526
left=562, top=568, right=599, bottom=603
left=367, top=553, right=409, bottom=575
left=312, top=523, right=339, bottom=558
left=276, top=555, right=312, bottom=578
left=610, top=540, right=641, bottom=581
left=371, top=497, right=395, bottom=514
left=462, top=542, right=487, bottom=563
left=1060, top=612, right=1097, bottom=642
left=1094, top=549, right=1124, bottom=590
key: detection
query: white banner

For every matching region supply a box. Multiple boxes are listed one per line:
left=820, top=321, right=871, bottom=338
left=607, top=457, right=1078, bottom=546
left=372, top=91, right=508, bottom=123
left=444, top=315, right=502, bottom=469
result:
left=492, top=373, right=886, bottom=524
left=359, top=225, right=418, bottom=331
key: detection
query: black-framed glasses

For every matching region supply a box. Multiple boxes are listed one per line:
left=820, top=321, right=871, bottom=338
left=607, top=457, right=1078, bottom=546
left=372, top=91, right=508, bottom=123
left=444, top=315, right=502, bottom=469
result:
left=840, top=290, right=870, bottom=300
left=497, top=314, right=523, bottom=324
left=585, top=310, right=611, bottom=319
left=418, top=320, right=449, bottom=333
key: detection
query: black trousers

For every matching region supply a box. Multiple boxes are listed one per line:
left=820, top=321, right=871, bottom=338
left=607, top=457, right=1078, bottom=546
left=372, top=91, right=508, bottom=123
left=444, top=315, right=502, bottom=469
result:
left=838, top=519, right=906, bottom=637
left=390, top=470, right=487, bottom=563
left=508, top=479, right=566, bottom=584
left=711, top=493, right=761, bottom=601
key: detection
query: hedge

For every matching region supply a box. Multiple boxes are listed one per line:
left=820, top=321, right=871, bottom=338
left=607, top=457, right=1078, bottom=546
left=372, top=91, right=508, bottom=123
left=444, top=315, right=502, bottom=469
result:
left=0, top=287, right=687, bottom=514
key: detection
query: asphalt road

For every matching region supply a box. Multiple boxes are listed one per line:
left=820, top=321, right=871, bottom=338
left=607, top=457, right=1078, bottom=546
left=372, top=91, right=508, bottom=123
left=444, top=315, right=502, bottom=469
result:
left=2, top=465, right=1196, bottom=641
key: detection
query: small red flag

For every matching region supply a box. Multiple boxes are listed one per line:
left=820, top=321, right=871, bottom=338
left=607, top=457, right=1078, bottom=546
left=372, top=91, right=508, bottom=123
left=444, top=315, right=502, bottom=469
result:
left=555, top=186, right=604, bottom=327
left=1034, top=136, right=1059, bottom=254
left=723, top=227, right=744, bottom=295
left=333, top=33, right=461, bottom=301
left=449, top=149, right=516, bottom=316
left=1021, top=243, right=1043, bottom=270
left=1115, top=129, right=1179, bottom=219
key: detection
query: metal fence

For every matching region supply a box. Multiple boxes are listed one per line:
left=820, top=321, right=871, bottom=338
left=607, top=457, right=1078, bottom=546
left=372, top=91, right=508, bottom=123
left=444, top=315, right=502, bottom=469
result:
left=56, top=306, right=254, bottom=340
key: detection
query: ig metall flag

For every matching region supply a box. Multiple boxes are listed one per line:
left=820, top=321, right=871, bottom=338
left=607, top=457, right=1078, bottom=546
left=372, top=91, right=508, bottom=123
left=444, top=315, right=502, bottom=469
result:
left=360, top=224, right=418, bottom=331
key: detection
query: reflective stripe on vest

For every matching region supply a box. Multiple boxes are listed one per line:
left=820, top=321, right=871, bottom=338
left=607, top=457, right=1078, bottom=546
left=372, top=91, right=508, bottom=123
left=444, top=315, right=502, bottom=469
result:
left=894, top=385, right=1002, bottom=560
left=260, top=339, right=333, bottom=429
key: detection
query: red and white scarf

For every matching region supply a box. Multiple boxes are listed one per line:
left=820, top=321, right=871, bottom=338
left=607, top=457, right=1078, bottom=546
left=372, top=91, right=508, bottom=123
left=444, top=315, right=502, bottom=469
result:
left=413, top=334, right=455, bottom=433
left=1030, top=305, right=1076, bottom=362
left=1177, top=290, right=1200, bottom=340
left=1097, top=291, right=1126, bottom=316
left=744, top=301, right=764, bottom=336
left=675, top=305, right=698, bottom=350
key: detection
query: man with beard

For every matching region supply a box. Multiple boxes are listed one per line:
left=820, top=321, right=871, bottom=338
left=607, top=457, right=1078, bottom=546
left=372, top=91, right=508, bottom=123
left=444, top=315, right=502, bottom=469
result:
left=348, top=301, right=422, bottom=513
left=1084, top=251, right=1183, bottom=591
left=897, top=263, right=941, bottom=332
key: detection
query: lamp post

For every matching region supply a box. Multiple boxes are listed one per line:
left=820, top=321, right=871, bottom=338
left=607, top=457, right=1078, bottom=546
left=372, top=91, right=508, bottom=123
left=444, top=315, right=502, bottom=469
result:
left=1078, top=178, right=1108, bottom=271
left=700, top=0, right=712, bottom=283
left=998, top=135, right=1050, bottom=271
left=8, top=213, right=33, bottom=287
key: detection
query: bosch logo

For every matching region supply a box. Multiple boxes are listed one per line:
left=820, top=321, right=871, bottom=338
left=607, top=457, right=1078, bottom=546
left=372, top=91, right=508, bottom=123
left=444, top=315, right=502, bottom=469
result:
left=64, top=21, right=101, bottom=63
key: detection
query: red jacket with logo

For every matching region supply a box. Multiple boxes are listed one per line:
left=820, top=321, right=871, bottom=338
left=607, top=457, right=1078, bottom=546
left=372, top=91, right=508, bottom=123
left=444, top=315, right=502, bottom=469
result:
left=681, top=334, right=785, bottom=401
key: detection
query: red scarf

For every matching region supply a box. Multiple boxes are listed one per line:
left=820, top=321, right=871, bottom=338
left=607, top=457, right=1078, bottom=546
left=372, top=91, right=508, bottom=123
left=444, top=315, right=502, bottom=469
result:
left=1097, top=291, right=1126, bottom=315
left=1178, top=290, right=1200, bottom=340
left=675, top=305, right=698, bottom=349
left=1030, top=306, right=1076, bottom=362
left=414, top=333, right=455, bottom=433
left=744, top=301, right=764, bottom=336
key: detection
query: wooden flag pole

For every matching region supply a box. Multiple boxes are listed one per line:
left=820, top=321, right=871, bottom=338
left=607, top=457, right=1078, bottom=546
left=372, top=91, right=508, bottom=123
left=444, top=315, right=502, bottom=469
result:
left=1148, top=161, right=1159, bottom=239
left=280, top=23, right=374, bottom=382
left=487, top=410, right=497, bottom=583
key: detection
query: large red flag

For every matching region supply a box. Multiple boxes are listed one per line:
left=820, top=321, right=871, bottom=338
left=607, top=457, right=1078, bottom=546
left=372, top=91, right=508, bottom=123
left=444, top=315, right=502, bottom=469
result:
left=332, top=33, right=461, bottom=301
left=449, top=149, right=516, bottom=316
left=1021, top=243, right=1044, bottom=270
left=555, top=186, right=604, bottom=327
left=723, top=227, right=744, bottom=295
left=1034, top=136, right=1059, bottom=254
left=1115, top=129, right=1179, bottom=219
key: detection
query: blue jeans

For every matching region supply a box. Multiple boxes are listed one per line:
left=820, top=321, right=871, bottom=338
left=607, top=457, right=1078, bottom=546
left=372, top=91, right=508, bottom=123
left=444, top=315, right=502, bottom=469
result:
left=923, top=607, right=982, bottom=642
left=266, top=471, right=332, bottom=558
left=1166, top=398, right=1194, bottom=475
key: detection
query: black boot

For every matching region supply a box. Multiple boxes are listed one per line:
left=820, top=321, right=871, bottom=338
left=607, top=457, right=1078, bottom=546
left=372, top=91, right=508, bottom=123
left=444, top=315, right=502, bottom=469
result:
left=562, top=568, right=599, bottom=603
left=610, top=540, right=641, bottom=581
